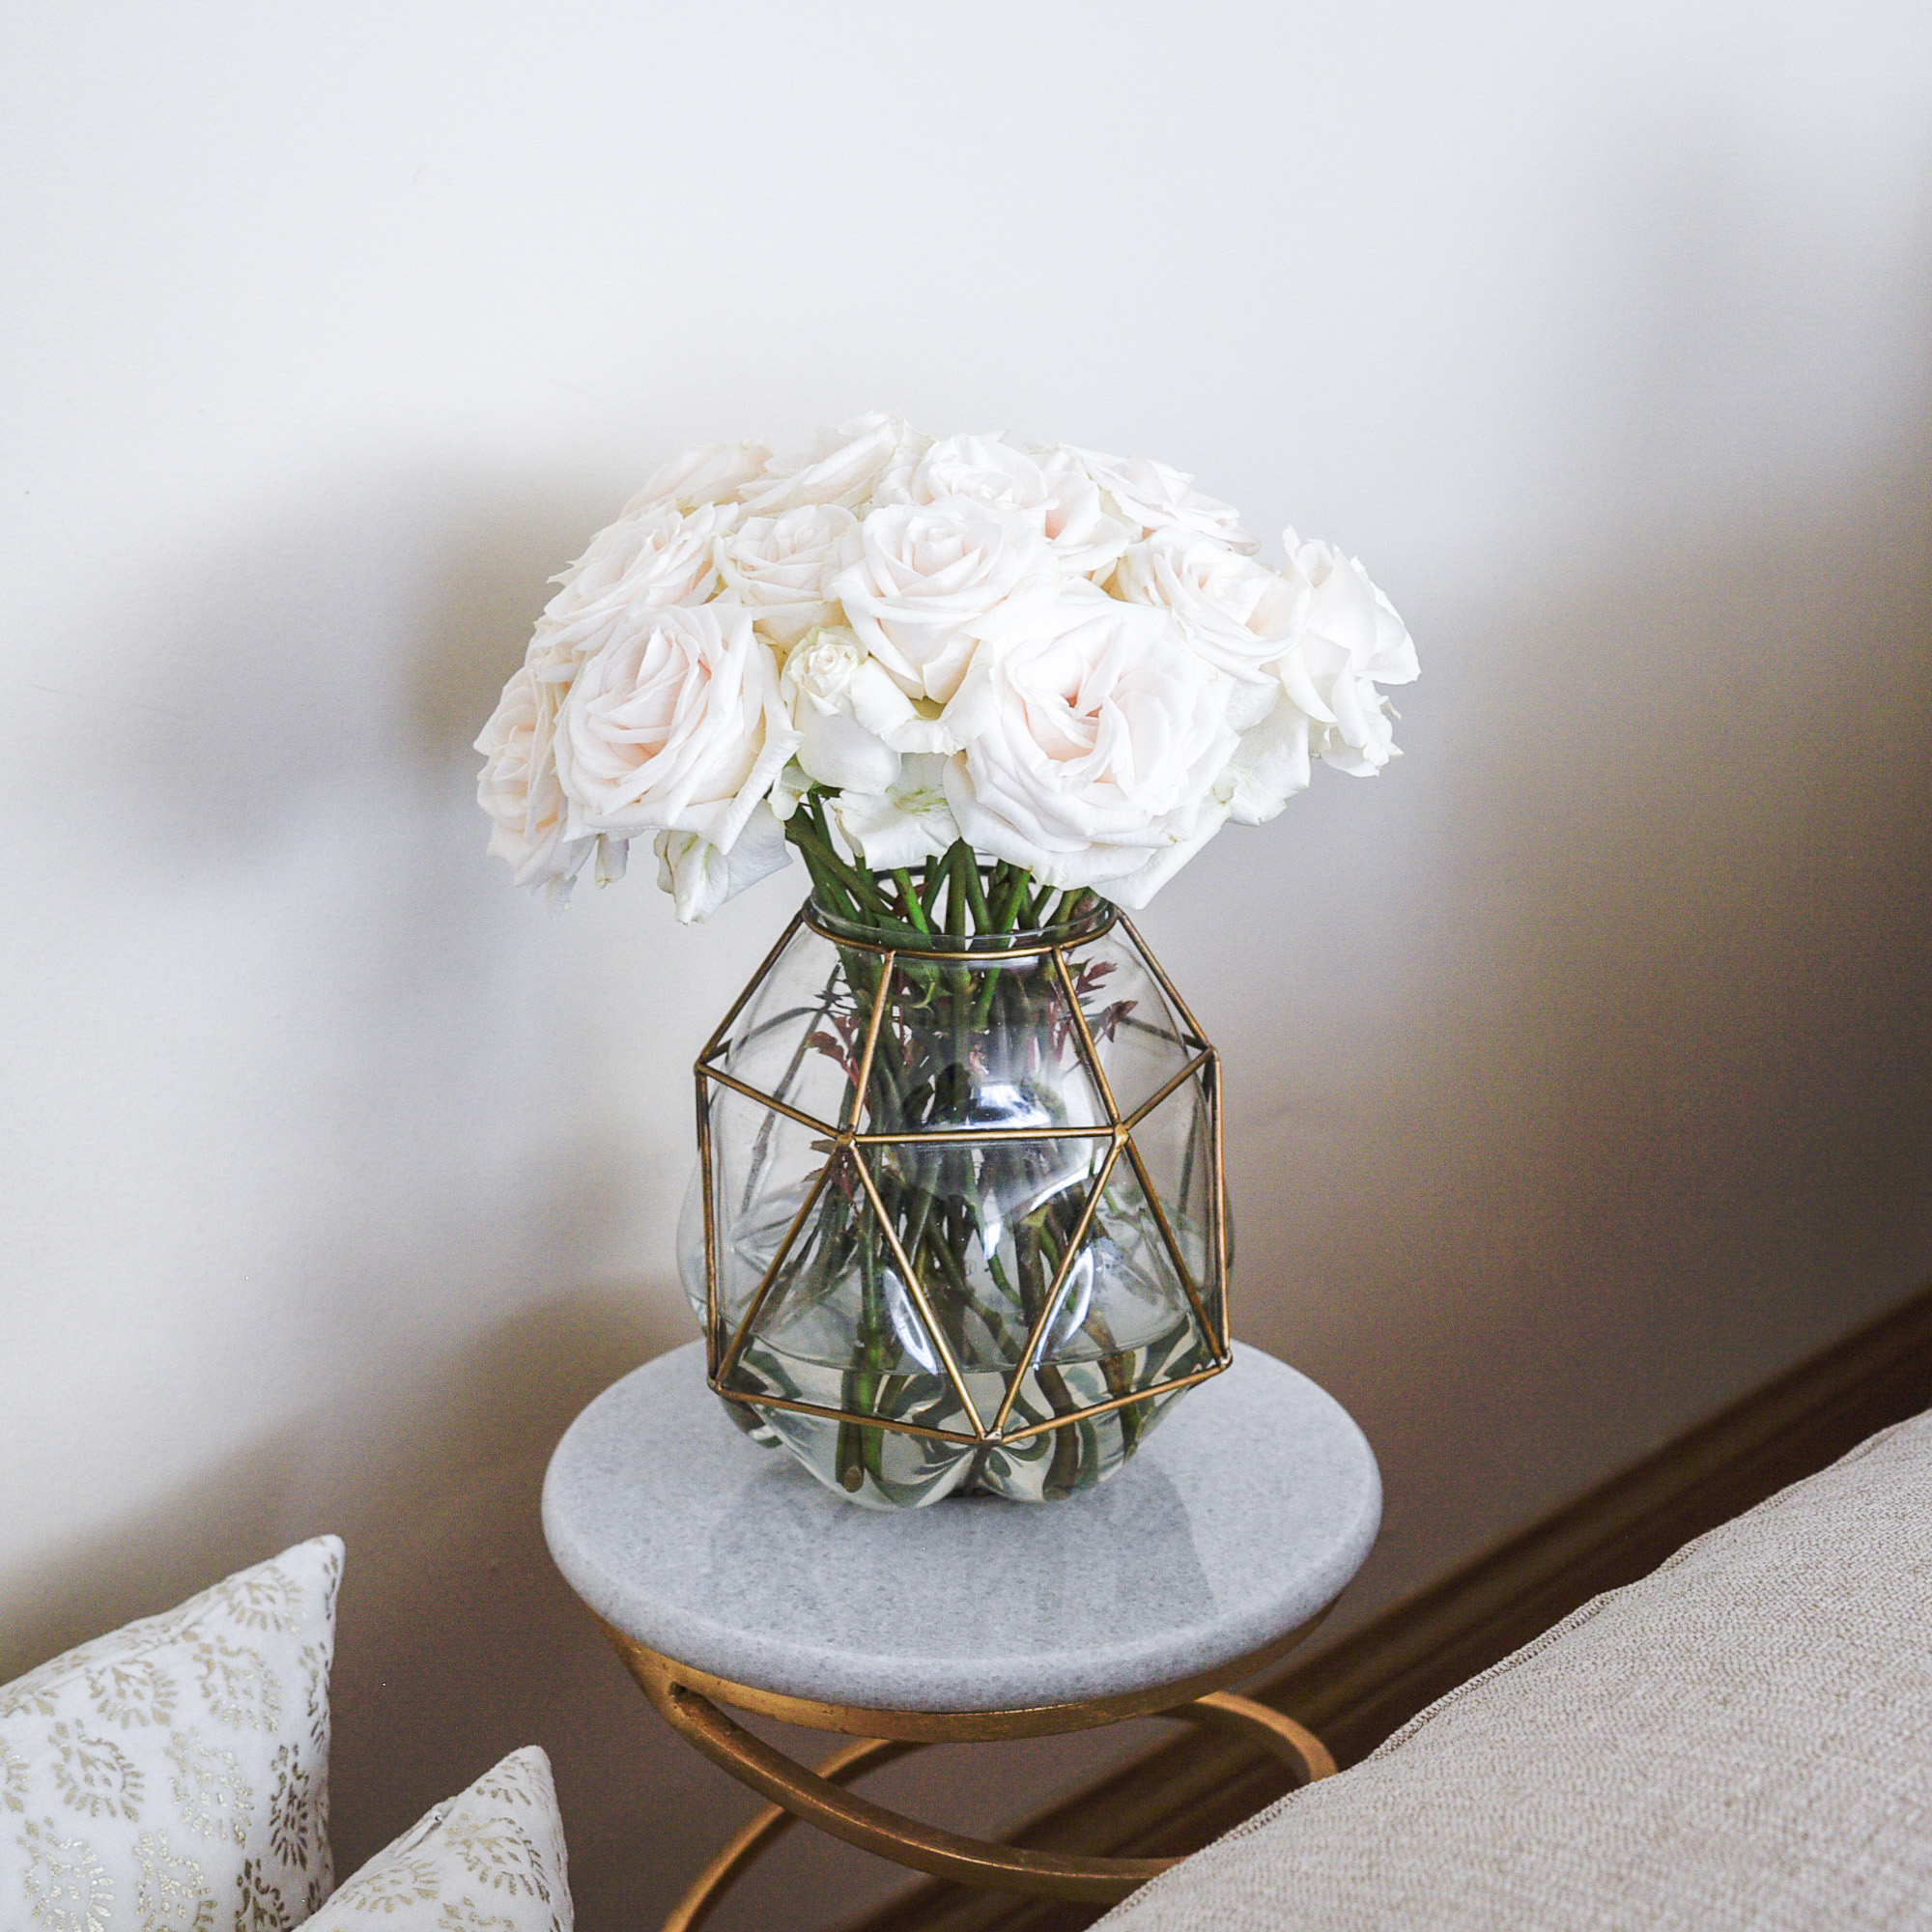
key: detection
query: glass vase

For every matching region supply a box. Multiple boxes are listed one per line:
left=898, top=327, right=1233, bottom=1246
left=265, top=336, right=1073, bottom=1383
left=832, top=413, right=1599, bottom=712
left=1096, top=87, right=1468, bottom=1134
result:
left=676, top=893, right=1230, bottom=1509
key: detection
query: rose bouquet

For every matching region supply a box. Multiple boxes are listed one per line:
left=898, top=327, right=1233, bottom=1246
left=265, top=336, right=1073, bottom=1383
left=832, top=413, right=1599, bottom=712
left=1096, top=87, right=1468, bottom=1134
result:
left=476, top=415, right=1418, bottom=1507
left=475, top=412, right=1416, bottom=929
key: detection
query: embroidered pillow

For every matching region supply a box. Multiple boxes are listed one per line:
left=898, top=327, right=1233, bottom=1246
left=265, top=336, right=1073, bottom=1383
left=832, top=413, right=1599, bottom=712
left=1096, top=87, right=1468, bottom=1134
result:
left=0, top=1535, right=341, bottom=1932
left=309, top=1747, right=570, bottom=1932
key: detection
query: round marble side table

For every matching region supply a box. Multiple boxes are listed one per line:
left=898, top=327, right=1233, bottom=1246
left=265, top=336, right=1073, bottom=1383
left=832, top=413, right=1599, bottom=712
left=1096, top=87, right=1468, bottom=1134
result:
left=543, top=1340, right=1379, bottom=1930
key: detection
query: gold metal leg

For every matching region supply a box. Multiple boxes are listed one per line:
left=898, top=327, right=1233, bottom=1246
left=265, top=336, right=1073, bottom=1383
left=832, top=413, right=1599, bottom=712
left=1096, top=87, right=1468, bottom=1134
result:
left=660, top=1735, right=916, bottom=1932
left=645, top=1674, right=1335, bottom=1919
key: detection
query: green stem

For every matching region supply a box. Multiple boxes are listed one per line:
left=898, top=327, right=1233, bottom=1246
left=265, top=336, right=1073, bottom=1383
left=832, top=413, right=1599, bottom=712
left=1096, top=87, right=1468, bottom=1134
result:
left=997, top=866, right=1034, bottom=933
left=784, top=824, right=859, bottom=923
left=892, top=869, right=933, bottom=935
left=942, top=844, right=969, bottom=939
left=961, top=858, right=994, bottom=934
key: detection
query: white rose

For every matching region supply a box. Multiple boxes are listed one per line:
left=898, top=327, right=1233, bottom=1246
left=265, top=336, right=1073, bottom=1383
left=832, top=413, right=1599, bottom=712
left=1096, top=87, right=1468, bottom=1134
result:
left=1114, top=534, right=1306, bottom=726
left=554, top=601, right=800, bottom=852
left=830, top=497, right=1054, bottom=704
left=741, top=412, right=925, bottom=513
left=653, top=801, right=792, bottom=924
left=1278, top=531, right=1418, bottom=778
left=874, top=432, right=1132, bottom=579
left=1036, top=449, right=1137, bottom=578
left=875, top=431, right=1043, bottom=518
left=534, top=503, right=737, bottom=674
left=623, top=440, right=772, bottom=515
left=940, top=584, right=1239, bottom=908
left=1060, top=446, right=1258, bottom=553
left=782, top=629, right=897, bottom=794
left=716, top=504, right=858, bottom=647
left=1214, top=701, right=1314, bottom=827
left=779, top=623, right=951, bottom=793
left=473, top=664, right=594, bottom=900
left=826, top=753, right=961, bottom=871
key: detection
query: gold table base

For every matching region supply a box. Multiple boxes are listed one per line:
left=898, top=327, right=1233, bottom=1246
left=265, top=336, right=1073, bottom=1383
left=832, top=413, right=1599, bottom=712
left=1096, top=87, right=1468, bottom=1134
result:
left=605, top=1623, right=1336, bottom=1929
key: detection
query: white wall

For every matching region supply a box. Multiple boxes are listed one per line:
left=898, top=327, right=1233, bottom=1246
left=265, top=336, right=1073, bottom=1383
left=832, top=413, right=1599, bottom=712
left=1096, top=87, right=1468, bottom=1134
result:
left=5, top=5, right=1930, bottom=1925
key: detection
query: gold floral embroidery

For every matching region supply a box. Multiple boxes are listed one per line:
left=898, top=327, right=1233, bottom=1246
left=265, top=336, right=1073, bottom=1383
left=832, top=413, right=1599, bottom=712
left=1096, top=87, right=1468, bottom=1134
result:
left=318, top=1545, right=343, bottom=1631
left=163, top=1730, right=254, bottom=1845
left=468, top=1767, right=526, bottom=1808
left=333, top=1853, right=441, bottom=1914
left=16, top=1814, right=113, bottom=1932
left=120, top=1613, right=192, bottom=1660
left=234, top=1855, right=289, bottom=1931
left=48, top=1721, right=144, bottom=1822
left=265, top=1740, right=326, bottom=1880
left=436, top=1902, right=519, bottom=1931
left=188, top=1638, right=281, bottom=1731
left=444, top=1815, right=549, bottom=1901
left=134, top=1829, right=216, bottom=1932
left=213, top=1566, right=303, bottom=1636
left=299, top=1641, right=330, bottom=1758
left=1, top=1735, right=28, bottom=1811
left=0, top=1681, right=60, bottom=1722
left=86, top=1658, right=178, bottom=1730
left=309, top=1756, right=333, bottom=1897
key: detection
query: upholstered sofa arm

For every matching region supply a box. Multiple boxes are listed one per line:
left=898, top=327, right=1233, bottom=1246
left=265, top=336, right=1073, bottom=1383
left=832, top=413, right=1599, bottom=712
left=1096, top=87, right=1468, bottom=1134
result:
left=1100, top=1409, right=1932, bottom=1930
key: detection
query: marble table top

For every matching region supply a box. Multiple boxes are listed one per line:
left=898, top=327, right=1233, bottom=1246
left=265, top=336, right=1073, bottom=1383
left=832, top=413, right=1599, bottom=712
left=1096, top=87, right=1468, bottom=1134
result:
left=542, top=1340, right=1380, bottom=1715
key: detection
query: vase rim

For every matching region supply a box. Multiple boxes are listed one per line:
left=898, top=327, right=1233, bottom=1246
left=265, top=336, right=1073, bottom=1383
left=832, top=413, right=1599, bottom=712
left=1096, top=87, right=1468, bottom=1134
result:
left=803, top=894, right=1120, bottom=956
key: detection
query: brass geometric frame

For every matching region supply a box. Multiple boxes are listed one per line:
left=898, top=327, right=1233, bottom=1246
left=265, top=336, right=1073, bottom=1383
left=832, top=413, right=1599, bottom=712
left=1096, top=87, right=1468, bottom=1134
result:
left=693, top=898, right=1233, bottom=1460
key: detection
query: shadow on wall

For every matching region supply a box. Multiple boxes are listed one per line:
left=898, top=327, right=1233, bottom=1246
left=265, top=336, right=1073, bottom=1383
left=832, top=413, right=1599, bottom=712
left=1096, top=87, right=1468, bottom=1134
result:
left=1208, top=416, right=1932, bottom=1637
left=5, top=463, right=787, bottom=1924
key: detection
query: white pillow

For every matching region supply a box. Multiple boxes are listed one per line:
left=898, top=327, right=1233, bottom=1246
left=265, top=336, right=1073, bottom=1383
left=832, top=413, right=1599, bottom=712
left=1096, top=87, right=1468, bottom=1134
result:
left=0, top=1534, right=341, bottom=1930
left=310, top=1747, right=570, bottom=1932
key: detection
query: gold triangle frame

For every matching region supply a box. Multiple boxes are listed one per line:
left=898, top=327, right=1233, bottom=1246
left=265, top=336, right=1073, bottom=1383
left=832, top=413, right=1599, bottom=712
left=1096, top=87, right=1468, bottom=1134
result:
left=696, top=900, right=1233, bottom=1448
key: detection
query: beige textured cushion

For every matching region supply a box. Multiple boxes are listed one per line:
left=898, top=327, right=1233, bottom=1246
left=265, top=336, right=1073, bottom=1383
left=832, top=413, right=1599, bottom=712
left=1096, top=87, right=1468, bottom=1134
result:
left=309, top=1747, right=570, bottom=1932
left=1101, top=1411, right=1932, bottom=1931
left=0, top=1535, right=342, bottom=1931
